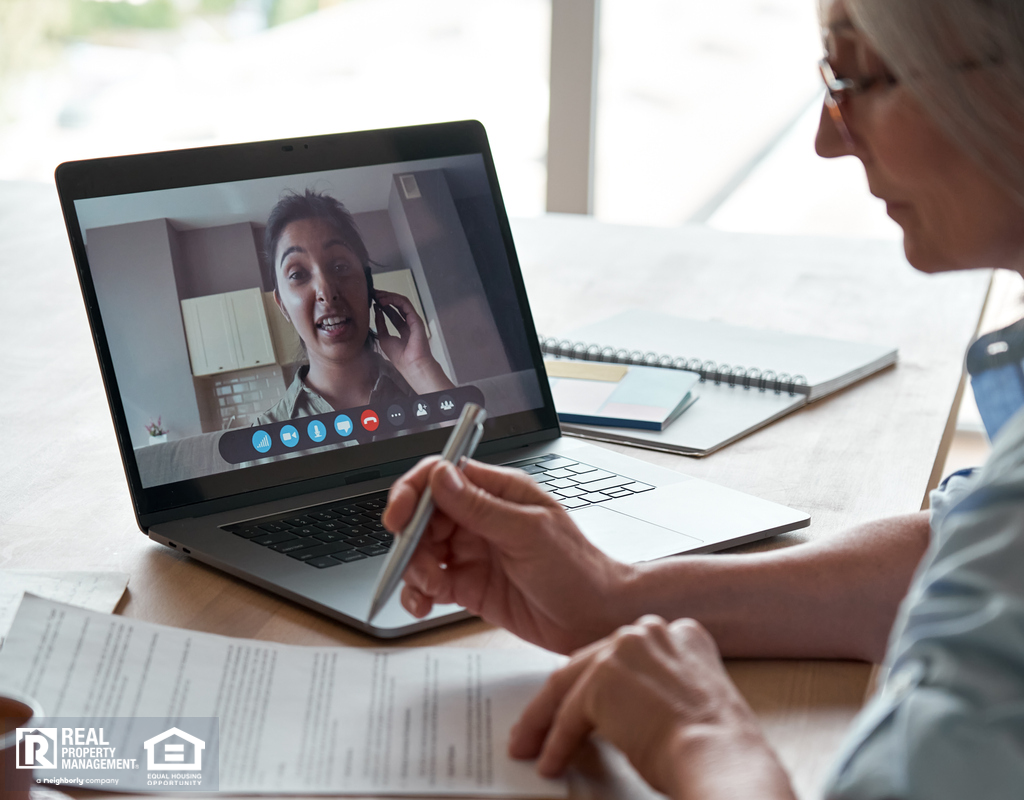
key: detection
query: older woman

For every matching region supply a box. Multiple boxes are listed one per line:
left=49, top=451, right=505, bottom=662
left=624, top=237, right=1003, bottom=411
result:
left=383, top=0, right=1024, bottom=797
left=256, top=190, right=453, bottom=424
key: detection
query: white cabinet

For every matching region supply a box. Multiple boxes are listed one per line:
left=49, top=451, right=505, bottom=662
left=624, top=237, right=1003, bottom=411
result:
left=181, top=287, right=276, bottom=376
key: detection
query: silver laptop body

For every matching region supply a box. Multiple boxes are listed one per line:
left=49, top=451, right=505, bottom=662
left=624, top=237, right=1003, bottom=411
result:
left=55, top=122, right=809, bottom=639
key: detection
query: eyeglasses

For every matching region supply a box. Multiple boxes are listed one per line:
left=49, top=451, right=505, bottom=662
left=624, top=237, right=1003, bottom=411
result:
left=818, top=58, right=899, bottom=149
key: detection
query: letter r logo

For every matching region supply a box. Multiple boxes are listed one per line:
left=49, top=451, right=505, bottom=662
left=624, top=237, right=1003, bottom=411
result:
left=16, top=728, right=57, bottom=769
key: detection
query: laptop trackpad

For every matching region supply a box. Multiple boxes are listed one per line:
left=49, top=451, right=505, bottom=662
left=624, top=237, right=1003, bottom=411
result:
left=572, top=505, right=704, bottom=564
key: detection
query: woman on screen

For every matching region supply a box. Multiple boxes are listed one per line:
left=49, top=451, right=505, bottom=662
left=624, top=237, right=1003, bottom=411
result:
left=256, top=190, right=453, bottom=424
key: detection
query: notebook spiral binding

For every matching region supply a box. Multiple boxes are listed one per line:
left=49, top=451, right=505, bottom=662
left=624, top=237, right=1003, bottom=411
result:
left=538, top=335, right=810, bottom=396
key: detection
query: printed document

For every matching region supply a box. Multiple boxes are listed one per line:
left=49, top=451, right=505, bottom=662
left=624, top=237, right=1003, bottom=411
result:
left=0, top=570, right=128, bottom=648
left=0, top=595, right=566, bottom=796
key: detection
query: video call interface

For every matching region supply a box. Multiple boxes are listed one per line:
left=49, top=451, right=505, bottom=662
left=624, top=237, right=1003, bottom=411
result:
left=75, top=154, right=543, bottom=489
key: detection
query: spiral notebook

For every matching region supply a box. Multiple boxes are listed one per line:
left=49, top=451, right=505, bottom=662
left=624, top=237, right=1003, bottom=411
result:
left=540, top=311, right=898, bottom=456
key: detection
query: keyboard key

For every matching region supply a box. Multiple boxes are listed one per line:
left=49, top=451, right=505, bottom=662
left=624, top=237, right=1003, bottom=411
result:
left=559, top=497, right=589, bottom=509
left=292, top=526, right=321, bottom=537
left=314, top=520, right=342, bottom=531
left=358, top=545, right=390, bottom=557
left=356, top=499, right=386, bottom=511
left=530, top=472, right=556, bottom=484
left=337, top=514, right=368, bottom=526
left=251, top=531, right=298, bottom=546
left=346, top=536, right=377, bottom=548
left=232, top=527, right=264, bottom=539
left=545, top=468, right=575, bottom=479
left=288, top=542, right=352, bottom=561
left=370, top=531, right=394, bottom=543
left=306, top=511, right=335, bottom=522
left=580, top=476, right=632, bottom=493
left=606, top=488, right=633, bottom=498
left=258, top=522, right=290, bottom=533
left=554, top=487, right=586, bottom=498
left=567, top=463, right=597, bottom=474
left=280, top=517, right=309, bottom=527
left=331, top=551, right=368, bottom=563
left=576, top=469, right=615, bottom=484
left=314, top=532, right=345, bottom=542
left=542, top=458, right=578, bottom=470
left=362, top=521, right=385, bottom=532
left=518, top=464, right=548, bottom=475
left=307, top=556, right=344, bottom=568
left=581, top=492, right=612, bottom=503
left=547, top=477, right=576, bottom=489
left=624, top=482, right=655, bottom=493
left=270, top=538, right=316, bottom=553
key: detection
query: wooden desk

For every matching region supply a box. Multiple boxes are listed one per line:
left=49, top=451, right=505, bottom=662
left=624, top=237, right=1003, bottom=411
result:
left=0, top=183, right=991, bottom=799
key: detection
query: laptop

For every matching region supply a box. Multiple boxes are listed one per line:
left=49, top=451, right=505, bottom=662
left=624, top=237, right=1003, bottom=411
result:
left=54, top=120, right=809, bottom=638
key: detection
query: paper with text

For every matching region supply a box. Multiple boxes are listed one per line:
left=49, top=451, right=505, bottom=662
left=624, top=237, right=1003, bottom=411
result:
left=0, top=595, right=567, bottom=797
left=0, top=570, right=128, bottom=648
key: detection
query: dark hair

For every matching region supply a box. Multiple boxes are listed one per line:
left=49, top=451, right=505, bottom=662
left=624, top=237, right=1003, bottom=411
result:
left=264, top=189, right=375, bottom=302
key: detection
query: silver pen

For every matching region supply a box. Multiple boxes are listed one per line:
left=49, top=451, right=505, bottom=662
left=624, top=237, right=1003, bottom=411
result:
left=368, top=402, right=487, bottom=622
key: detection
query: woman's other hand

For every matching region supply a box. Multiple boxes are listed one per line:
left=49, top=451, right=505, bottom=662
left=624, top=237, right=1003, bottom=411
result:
left=373, top=289, right=454, bottom=392
left=512, top=615, right=796, bottom=800
left=381, top=457, right=636, bottom=654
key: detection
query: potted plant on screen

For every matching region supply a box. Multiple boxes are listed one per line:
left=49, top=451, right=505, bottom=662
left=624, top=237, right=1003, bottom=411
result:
left=145, top=417, right=168, bottom=445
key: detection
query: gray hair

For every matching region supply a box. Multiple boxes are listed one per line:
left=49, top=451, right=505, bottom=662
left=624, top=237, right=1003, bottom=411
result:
left=823, top=0, right=1024, bottom=208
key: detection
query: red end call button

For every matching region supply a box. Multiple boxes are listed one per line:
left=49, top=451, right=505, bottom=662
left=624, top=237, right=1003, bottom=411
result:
left=360, top=408, right=380, bottom=431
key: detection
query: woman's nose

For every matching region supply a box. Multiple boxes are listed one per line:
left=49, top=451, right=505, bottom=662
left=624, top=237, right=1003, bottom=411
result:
left=313, top=269, right=340, bottom=302
left=815, top=102, right=852, bottom=159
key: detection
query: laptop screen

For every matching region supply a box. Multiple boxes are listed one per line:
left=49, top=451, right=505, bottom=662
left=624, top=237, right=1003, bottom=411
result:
left=59, top=125, right=556, bottom=515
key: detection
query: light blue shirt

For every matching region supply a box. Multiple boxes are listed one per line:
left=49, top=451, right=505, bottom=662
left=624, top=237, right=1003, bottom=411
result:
left=825, top=329, right=1024, bottom=799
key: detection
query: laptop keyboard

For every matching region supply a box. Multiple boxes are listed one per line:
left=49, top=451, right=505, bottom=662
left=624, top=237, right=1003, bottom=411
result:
left=506, top=454, right=655, bottom=509
left=225, top=491, right=393, bottom=569
left=224, top=456, right=654, bottom=569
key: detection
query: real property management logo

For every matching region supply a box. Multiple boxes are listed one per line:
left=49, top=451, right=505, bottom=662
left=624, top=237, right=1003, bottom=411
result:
left=12, top=719, right=218, bottom=793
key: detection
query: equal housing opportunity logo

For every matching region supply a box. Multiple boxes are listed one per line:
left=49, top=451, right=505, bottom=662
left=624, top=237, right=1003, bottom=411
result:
left=9, top=719, right=218, bottom=793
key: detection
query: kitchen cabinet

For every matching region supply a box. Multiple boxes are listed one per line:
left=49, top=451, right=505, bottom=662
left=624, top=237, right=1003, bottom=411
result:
left=181, top=287, right=276, bottom=376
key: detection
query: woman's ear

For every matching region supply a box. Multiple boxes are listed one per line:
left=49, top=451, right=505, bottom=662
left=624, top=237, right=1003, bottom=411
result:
left=273, top=288, right=291, bottom=322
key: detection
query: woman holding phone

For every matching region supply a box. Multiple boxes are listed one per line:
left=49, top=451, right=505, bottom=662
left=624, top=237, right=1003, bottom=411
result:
left=256, top=190, right=453, bottom=424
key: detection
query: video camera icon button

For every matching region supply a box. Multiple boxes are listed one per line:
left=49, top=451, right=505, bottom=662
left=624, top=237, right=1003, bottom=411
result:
left=361, top=408, right=380, bottom=432
left=252, top=430, right=273, bottom=454
left=334, top=414, right=353, bottom=436
left=280, top=424, right=300, bottom=447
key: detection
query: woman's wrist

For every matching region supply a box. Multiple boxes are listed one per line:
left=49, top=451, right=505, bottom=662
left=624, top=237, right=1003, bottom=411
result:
left=661, top=720, right=794, bottom=800
left=399, top=356, right=454, bottom=394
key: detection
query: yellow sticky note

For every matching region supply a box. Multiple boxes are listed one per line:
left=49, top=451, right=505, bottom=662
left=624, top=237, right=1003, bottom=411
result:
left=544, top=359, right=628, bottom=382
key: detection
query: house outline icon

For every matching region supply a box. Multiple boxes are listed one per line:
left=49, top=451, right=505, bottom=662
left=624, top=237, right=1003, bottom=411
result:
left=143, top=727, right=205, bottom=771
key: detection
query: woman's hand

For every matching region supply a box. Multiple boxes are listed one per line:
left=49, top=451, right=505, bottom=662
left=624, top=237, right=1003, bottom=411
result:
left=373, top=290, right=454, bottom=393
left=381, top=457, right=637, bottom=654
left=511, top=616, right=796, bottom=800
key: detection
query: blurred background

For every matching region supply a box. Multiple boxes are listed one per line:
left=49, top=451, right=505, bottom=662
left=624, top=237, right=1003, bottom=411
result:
left=0, top=0, right=1014, bottom=462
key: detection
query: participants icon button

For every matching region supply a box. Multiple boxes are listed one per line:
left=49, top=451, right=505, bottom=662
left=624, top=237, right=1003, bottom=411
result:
left=334, top=414, right=353, bottom=437
left=307, top=419, right=327, bottom=443
left=438, top=395, right=457, bottom=417
left=361, top=408, right=380, bottom=432
left=387, top=405, right=405, bottom=427
left=252, top=430, right=272, bottom=454
left=280, top=424, right=300, bottom=447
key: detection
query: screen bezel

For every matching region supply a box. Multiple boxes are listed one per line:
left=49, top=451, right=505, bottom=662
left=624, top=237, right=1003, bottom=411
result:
left=54, top=121, right=560, bottom=527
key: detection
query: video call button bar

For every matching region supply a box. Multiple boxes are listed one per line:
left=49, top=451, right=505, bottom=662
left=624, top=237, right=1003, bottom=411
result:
left=218, top=385, right=486, bottom=465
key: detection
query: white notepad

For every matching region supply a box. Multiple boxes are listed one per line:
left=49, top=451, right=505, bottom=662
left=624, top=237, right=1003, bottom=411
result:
left=541, top=311, right=897, bottom=456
